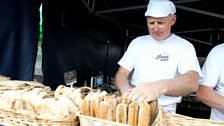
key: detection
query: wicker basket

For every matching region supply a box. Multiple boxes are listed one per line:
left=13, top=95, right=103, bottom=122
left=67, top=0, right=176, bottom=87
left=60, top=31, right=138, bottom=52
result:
left=0, top=109, right=78, bottom=126
left=77, top=113, right=130, bottom=126
left=155, top=106, right=224, bottom=126
left=162, top=113, right=224, bottom=126
left=77, top=105, right=224, bottom=126
left=77, top=106, right=161, bottom=126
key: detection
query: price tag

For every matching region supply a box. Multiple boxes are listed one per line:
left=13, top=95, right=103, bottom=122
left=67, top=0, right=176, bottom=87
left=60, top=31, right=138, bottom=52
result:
left=64, top=70, right=77, bottom=88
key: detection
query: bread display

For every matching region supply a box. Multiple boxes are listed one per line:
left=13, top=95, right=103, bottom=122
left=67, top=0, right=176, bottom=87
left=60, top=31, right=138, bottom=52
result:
left=0, top=81, right=93, bottom=120
left=0, top=80, right=51, bottom=91
left=80, top=91, right=158, bottom=126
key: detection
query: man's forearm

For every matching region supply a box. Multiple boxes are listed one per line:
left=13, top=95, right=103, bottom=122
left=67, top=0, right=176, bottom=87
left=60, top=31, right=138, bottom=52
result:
left=197, top=85, right=224, bottom=109
left=115, top=72, right=130, bottom=91
left=158, top=70, right=199, bottom=96
left=114, top=67, right=131, bottom=94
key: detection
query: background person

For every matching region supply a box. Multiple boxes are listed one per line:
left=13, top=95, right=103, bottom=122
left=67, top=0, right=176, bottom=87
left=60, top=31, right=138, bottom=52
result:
left=196, top=43, right=224, bottom=121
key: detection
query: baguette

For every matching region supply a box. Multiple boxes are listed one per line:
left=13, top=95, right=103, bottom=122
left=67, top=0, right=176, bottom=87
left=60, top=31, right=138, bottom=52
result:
left=122, top=96, right=131, bottom=105
left=108, top=98, right=117, bottom=121
left=128, top=101, right=139, bottom=126
left=99, top=101, right=108, bottom=120
left=116, top=96, right=123, bottom=104
left=150, top=100, right=158, bottom=123
left=90, top=98, right=99, bottom=117
left=104, top=95, right=113, bottom=102
left=116, top=103, right=128, bottom=124
left=138, top=101, right=151, bottom=126
left=80, top=98, right=90, bottom=116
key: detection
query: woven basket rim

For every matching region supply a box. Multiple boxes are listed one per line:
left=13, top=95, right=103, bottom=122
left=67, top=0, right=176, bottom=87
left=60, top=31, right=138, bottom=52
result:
left=0, top=108, right=78, bottom=125
left=163, top=113, right=224, bottom=125
left=76, top=112, right=131, bottom=126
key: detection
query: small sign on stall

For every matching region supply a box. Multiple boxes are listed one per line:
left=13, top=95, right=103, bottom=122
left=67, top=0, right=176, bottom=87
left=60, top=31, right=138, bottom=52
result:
left=64, top=69, right=77, bottom=88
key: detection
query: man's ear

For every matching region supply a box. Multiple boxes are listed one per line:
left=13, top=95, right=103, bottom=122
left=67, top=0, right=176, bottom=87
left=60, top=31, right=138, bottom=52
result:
left=171, top=15, right=176, bottom=25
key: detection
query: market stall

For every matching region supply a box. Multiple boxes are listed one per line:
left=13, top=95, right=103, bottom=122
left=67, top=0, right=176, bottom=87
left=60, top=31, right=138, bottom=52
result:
left=0, top=76, right=223, bottom=126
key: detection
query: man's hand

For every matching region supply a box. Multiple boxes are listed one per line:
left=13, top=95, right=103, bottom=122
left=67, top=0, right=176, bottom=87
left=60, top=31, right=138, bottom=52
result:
left=120, top=85, right=132, bottom=95
left=127, top=82, right=165, bottom=102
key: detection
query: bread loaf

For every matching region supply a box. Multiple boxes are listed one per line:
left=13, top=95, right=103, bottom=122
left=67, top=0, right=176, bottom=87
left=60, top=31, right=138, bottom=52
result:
left=36, top=98, right=70, bottom=119
left=116, top=96, right=122, bottom=104
left=138, top=101, right=151, bottom=126
left=128, top=100, right=139, bottom=126
left=150, top=100, right=158, bottom=123
left=59, top=94, right=80, bottom=114
left=122, top=96, right=131, bottom=105
left=116, top=103, right=128, bottom=124
left=99, top=101, right=108, bottom=120
left=90, top=98, right=99, bottom=117
left=108, top=98, right=117, bottom=121
left=80, top=98, right=90, bottom=116
left=54, top=85, right=65, bottom=98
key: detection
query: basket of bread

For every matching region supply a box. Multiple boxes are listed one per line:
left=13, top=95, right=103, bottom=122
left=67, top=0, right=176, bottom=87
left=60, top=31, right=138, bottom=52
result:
left=0, top=80, right=92, bottom=126
left=77, top=91, right=160, bottom=126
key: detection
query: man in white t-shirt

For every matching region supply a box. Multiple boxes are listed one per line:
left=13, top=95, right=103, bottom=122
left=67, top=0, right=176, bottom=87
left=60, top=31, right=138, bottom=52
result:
left=114, top=0, right=202, bottom=113
left=196, top=43, right=224, bottom=121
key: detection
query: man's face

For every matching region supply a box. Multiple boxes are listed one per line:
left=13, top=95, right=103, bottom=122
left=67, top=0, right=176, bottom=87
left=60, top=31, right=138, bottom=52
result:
left=146, top=15, right=176, bottom=41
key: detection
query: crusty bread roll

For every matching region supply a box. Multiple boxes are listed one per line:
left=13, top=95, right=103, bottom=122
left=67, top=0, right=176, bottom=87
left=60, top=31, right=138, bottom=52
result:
left=116, top=103, right=128, bottom=124
left=14, top=99, right=24, bottom=110
left=21, top=88, right=50, bottom=108
left=80, top=86, right=92, bottom=98
left=0, top=90, right=27, bottom=111
left=54, top=85, right=65, bottom=98
left=59, top=93, right=80, bottom=114
left=138, top=101, right=151, bottom=126
left=35, top=98, right=70, bottom=119
left=128, top=100, right=139, bottom=126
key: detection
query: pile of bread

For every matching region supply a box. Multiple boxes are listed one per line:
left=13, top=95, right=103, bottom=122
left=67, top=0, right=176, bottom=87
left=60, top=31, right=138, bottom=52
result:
left=81, top=91, right=158, bottom=126
left=0, top=79, right=92, bottom=120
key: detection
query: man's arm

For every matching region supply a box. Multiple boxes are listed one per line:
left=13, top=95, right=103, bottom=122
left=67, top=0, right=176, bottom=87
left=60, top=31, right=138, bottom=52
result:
left=162, top=70, right=199, bottom=96
left=114, top=66, right=131, bottom=94
left=196, top=85, right=224, bottom=109
left=128, top=70, right=199, bottom=101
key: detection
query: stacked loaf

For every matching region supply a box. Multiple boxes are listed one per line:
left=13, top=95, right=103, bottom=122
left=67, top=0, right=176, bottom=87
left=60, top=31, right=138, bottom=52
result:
left=80, top=91, right=158, bottom=126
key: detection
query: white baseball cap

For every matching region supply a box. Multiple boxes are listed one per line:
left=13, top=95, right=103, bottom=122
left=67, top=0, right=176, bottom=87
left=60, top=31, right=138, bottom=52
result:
left=145, top=0, right=176, bottom=17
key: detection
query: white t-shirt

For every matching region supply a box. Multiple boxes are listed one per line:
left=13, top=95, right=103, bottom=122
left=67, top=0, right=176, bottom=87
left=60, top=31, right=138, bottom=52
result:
left=118, top=34, right=202, bottom=109
left=199, top=43, right=224, bottom=121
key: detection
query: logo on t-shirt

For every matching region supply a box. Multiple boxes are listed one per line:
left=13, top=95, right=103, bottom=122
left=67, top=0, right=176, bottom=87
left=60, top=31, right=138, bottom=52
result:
left=155, top=52, right=169, bottom=61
